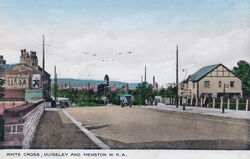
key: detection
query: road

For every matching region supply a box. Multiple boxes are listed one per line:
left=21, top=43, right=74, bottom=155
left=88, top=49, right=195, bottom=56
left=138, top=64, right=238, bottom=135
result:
left=66, top=105, right=250, bottom=149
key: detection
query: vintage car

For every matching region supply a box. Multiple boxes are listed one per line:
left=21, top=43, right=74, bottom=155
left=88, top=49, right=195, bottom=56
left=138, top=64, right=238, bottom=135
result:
left=120, top=94, right=134, bottom=107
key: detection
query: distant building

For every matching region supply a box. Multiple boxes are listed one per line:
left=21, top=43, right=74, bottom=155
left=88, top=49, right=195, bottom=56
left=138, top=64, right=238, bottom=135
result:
left=93, top=85, right=98, bottom=92
left=152, top=76, right=158, bottom=91
left=179, top=64, right=242, bottom=99
left=0, top=49, right=51, bottom=101
left=111, top=85, right=119, bottom=92
left=123, top=83, right=129, bottom=91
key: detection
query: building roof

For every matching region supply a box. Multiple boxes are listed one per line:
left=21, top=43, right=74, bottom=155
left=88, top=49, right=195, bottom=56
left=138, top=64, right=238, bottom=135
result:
left=0, top=63, right=50, bottom=77
left=38, top=66, right=50, bottom=77
left=0, top=63, right=20, bottom=75
left=190, top=64, right=220, bottom=81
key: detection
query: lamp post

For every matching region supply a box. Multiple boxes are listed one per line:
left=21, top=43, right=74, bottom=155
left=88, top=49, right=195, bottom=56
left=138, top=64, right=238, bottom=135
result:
left=176, top=45, right=179, bottom=108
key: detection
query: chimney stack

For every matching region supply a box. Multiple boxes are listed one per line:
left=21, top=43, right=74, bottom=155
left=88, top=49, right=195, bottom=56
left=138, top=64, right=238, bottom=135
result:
left=0, top=56, right=6, bottom=65
left=144, top=65, right=147, bottom=83
left=153, top=76, right=155, bottom=83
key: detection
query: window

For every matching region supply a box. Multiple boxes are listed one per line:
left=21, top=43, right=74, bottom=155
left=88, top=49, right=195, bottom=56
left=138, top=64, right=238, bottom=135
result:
left=230, top=81, right=235, bottom=87
left=21, top=66, right=25, bottom=70
left=181, top=83, right=184, bottom=90
left=219, top=81, right=222, bottom=88
left=204, top=81, right=210, bottom=88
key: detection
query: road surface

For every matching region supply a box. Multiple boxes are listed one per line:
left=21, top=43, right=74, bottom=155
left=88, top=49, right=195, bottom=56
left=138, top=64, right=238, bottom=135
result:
left=66, top=105, right=250, bottom=149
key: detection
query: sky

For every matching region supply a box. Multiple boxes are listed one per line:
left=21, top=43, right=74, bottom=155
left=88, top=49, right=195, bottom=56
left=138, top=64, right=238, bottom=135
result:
left=0, top=0, right=249, bottom=87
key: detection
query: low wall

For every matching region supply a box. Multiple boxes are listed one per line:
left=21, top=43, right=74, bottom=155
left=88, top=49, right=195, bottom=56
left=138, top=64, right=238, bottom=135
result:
left=1, top=101, right=48, bottom=148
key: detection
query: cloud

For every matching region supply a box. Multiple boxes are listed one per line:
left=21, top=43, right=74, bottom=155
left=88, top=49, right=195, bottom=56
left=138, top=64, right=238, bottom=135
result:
left=0, top=5, right=249, bottom=86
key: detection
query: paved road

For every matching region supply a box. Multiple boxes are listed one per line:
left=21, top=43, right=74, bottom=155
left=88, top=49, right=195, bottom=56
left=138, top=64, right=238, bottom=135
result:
left=66, top=105, right=250, bottom=149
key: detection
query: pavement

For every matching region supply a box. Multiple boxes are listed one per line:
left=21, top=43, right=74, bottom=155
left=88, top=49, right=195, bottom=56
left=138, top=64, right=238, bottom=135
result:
left=31, top=110, right=99, bottom=149
left=65, top=105, right=250, bottom=149
left=142, top=103, right=250, bottom=120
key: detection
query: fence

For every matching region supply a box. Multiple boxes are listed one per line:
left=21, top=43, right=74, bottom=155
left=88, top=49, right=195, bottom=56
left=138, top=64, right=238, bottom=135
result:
left=163, top=97, right=249, bottom=111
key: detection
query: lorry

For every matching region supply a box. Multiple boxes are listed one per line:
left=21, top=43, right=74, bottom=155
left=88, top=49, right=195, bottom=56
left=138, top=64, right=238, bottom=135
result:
left=120, top=94, right=134, bottom=107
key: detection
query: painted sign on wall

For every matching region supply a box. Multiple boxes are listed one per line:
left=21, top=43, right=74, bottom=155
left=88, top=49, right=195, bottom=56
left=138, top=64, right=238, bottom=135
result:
left=32, top=74, right=41, bottom=89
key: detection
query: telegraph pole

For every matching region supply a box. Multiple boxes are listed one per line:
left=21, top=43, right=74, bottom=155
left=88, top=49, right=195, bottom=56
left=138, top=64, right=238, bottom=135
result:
left=54, top=65, right=57, bottom=103
left=42, top=35, right=45, bottom=99
left=176, top=45, right=179, bottom=108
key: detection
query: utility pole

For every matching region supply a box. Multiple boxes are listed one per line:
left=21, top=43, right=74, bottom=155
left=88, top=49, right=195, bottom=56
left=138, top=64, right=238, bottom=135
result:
left=42, top=35, right=45, bottom=100
left=54, top=65, right=57, bottom=104
left=176, top=45, right=179, bottom=108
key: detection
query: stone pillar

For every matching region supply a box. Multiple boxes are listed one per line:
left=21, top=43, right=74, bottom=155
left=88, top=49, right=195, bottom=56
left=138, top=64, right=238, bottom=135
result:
left=236, top=99, right=239, bottom=110
left=178, top=97, right=180, bottom=106
left=220, top=97, right=223, bottom=109
left=212, top=98, right=215, bottom=108
left=246, top=99, right=249, bottom=111
left=227, top=99, right=230, bottom=109
left=196, top=97, right=198, bottom=107
left=200, top=98, right=203, bottom=107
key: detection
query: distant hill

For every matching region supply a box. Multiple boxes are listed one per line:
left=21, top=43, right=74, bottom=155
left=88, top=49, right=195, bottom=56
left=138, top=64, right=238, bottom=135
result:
left=52, top=78, right=140, bottom=89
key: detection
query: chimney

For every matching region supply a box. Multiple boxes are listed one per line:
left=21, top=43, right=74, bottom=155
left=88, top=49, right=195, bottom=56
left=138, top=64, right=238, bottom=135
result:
left=0, top=56, right=6, bottom=65
left=30, top=51, right=36, bottom=57
left=144, top=65, right=146, bottom=83
left=153, top=76, right=155, bottom=83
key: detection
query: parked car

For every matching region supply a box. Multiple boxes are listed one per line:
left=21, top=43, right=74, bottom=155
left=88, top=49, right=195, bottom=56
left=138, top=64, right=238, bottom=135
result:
left=120, top=94, right=134, bottom=107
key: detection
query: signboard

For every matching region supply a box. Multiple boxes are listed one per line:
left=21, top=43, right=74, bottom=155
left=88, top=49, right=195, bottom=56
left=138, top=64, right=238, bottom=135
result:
left=32, top=74, right=41, bottom=89
left=25, top=89, right=43, bottom=101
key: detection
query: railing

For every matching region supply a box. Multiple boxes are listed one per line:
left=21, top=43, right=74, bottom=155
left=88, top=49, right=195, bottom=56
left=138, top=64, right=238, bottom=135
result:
left=163, top=97, right=249, bottom=111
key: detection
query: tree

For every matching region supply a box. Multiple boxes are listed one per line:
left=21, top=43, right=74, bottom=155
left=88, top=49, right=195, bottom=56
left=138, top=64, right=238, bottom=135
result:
left=0, top=79, right=5, bottom=98
left=133, top=83, right=154, bottom=105
left=97, top=84, right=105, bottom=96
left=233, top=60, right=250, bottom=97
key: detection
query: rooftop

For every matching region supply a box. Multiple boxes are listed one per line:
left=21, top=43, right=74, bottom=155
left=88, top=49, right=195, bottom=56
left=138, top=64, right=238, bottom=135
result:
left=190, top=64, right=220, bottom=81
left=0, top=63, right=21, bottom=75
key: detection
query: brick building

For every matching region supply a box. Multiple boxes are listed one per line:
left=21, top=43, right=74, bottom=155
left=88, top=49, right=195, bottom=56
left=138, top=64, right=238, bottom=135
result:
left=0, top=49, right=51, bottom=101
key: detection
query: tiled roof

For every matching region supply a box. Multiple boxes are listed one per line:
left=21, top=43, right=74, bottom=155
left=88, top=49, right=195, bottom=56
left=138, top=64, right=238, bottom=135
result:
left=0, top=63, right=20, bottom=75
left=190, top=64, right=220, bottom=81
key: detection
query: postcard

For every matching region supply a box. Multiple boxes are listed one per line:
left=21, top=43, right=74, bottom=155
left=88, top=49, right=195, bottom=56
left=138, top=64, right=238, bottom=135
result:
left=0, top=0, right=249, bottom=159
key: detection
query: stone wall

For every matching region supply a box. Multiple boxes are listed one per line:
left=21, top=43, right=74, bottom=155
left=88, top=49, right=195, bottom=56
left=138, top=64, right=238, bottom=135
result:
left=1, top=101, right=48, bottom=148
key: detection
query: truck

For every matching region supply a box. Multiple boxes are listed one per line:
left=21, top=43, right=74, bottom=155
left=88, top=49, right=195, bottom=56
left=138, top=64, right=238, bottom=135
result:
left=120, top=94, right=134, bottom=107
